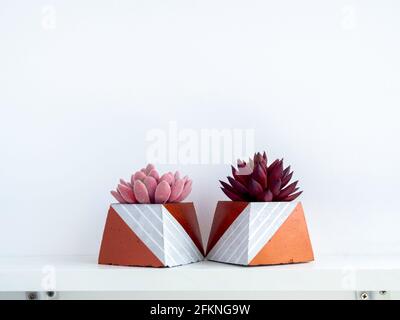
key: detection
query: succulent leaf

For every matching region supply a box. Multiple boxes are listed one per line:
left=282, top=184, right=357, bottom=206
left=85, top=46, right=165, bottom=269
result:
left=268, top=160, right=283, bottom=181
left=252, top=163, right=267, bottom=187
left=145, top=163, right=155, bottom=175
left=219, top=180, right=239, bottom=195
left=281, top=171, right=294, bottom=188
left=283, top=191, right=303, bottom=201
left=176, top=180, right=192, bottom=202
left=148, top=169, right=160, bottom=181
left=247, top=178, right=264, bottom=197
left=259, top=190, right=273, bottom=202
left=282, top=166, right=291, bottom=178
left=119, top=179, right=130, bottom=187
left=111, top=190, right=126, bottom=203
left=159, top=172, right=174, bottom=185
left=270, top=179, right=282, bottom=196
left=277, top=180, right=298, bottom=199
left=221, top=187, right=244, bottom=201
left=143, top=176, right=157, bottom=202
left=134, top=180, right=150, bottom=203
left=262, top=151, right=267, bottom=163
left=133, top=171, right=146, bottom=182
left=154, top=181, right=171, bottom=204
left=227, top=176, right=248, bottom=195
left=117, top=184, right=136, bottom=203
left=268, top=159, right=279, bottom=171
left=169, top=178, right=185, bottom=202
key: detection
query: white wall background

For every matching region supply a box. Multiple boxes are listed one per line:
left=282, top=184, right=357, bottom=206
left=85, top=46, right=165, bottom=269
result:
left=1, top=0, right=400, bottom=257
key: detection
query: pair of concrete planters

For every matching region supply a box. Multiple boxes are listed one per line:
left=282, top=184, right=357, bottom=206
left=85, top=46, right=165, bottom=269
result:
left=98, top=201, right=314, bottom=267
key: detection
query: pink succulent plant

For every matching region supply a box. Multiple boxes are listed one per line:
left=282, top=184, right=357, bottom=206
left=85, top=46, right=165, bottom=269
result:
left=111, top=164, right=193, bottom=204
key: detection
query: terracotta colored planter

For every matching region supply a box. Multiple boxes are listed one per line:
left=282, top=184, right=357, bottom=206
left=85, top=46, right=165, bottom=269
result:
left=98, top=203, right=204, bottom=267
left=206, top=201, right=314, bottom=266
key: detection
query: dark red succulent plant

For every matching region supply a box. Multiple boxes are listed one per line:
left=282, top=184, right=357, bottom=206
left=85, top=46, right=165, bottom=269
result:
left=220, top=152, right=302, bottom=202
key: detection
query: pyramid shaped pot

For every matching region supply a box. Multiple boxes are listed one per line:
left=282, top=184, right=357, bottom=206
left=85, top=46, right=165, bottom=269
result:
left=206, top=201, right=314, bottom=266
left=98, top=202, right=204, bottom=267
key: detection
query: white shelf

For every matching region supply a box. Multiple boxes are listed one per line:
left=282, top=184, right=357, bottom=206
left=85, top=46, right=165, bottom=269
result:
left=0, top=255, right=399, bottom=292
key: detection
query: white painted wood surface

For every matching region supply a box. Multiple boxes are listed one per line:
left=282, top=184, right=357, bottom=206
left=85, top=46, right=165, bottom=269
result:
left=0, top=255, right=399, bottom=293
